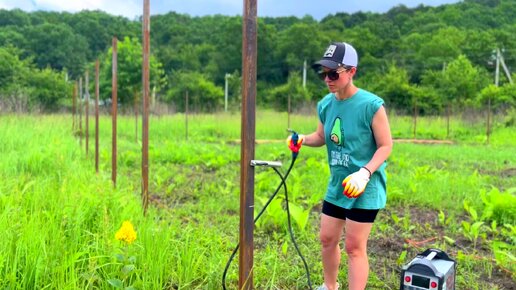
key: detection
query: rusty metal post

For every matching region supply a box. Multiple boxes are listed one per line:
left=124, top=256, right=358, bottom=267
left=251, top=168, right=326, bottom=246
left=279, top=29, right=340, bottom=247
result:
left=85, top=70, right=90, bottom=157
left=79, top=77, right=83, bottom=146
left=288, top=94, right=291, bottom=129
left=239, top=0, right=257, bottom=289
left=112, top=37, right=118, bottom=188
left=185, top=90, right=189, bottom=141
left=135, top=91, right=138, bottom=143
left=413, top=97, right=417, bottom=139
left=73, top=81, right=77, bottom=132
left=486, top=97, right=491, bottom=144
left=95, top=60, right=100, bottom=173
left=142, top=0, right=150, bottom=215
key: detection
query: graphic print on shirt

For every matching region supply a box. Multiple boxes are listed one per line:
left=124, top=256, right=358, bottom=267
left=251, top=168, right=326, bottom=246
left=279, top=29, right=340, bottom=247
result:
left=330, top=117, right=342, bottom=146
left=329, top=117, right=350, bottom=167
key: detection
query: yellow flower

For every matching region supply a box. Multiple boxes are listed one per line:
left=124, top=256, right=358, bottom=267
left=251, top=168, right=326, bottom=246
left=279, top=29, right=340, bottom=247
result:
left=115, top=221, right=137, bottom=244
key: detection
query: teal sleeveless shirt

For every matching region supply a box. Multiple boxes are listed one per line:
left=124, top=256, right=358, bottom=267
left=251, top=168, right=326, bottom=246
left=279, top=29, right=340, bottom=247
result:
left=317, top=89, right=387, bottom=209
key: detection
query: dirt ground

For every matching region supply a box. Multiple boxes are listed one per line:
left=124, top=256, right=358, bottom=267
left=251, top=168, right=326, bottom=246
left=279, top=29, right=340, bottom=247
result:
left=370, top=206, right=515, bottom=289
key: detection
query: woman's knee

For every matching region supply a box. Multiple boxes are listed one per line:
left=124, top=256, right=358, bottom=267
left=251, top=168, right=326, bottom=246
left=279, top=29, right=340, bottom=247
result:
left=319, top=231, right=340, bottom=248
left=344, top=238, right=367, bottom=257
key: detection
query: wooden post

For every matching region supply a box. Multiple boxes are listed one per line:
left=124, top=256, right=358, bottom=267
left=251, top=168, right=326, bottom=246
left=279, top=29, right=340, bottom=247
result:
left=239, top=0, right=257, bottom=289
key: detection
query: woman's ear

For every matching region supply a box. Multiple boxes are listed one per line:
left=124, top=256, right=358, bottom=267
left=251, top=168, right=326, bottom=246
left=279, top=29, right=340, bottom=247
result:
left=349, top=67, right=357, bottom=76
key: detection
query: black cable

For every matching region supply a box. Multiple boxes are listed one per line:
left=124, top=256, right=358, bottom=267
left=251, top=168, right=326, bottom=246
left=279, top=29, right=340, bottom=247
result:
left=222, top=156, right=313, bottom=290
left=272, top=166, right=313, bottom=289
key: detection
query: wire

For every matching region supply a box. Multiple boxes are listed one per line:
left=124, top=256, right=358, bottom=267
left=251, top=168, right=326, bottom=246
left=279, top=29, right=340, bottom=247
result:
left=272, top=166, right=313, bottom=290
left=222, top=155, right=313, bottom=290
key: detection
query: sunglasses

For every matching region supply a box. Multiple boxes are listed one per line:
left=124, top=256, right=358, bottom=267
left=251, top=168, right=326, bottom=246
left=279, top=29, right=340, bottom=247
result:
left=317, top=67, right=351, bottom=81
left=318, top=70, right=340, bottom=81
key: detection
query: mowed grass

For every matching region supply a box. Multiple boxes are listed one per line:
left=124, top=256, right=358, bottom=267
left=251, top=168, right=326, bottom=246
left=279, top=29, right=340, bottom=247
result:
left=0, top=112, right=514, bottom=289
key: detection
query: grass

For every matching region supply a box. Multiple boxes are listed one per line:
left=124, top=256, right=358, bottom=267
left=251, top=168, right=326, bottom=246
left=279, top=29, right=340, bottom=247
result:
left=0, top=111, right=514, bottom=289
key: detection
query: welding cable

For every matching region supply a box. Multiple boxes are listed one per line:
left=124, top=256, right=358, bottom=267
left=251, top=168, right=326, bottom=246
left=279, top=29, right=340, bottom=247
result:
left=222, top=156, right=313, bottom=290
left=272, top=166, right=313, bottom=290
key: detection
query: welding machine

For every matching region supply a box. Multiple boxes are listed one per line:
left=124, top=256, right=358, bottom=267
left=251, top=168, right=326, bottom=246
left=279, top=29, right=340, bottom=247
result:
left=400, top=248, right=456, bottom=290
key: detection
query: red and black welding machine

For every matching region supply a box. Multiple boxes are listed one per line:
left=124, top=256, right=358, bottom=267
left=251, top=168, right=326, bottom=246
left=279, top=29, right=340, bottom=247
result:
left=400, top=248, right=456, bottom=290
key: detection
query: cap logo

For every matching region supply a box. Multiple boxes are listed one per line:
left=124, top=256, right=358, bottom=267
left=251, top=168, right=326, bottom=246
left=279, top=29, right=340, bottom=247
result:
left=323, top=45, right=337, bottom=57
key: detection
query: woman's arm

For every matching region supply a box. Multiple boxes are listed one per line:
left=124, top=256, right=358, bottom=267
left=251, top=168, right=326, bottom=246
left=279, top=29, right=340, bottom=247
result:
left=365, top=106, right=393, bottom=173
left=302, top=121, right=326, bottom=147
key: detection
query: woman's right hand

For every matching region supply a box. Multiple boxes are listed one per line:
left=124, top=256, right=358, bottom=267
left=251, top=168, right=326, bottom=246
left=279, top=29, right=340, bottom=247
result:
left=286, top=134, right=304, bottom=153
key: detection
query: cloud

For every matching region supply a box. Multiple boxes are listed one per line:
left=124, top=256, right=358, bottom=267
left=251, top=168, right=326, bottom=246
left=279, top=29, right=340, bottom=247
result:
left=34, top=0, right=101, bottom=11
left=0, top=0, right=142, bottom=19
left=0, top=0, right=35, bottom=10
left=1, top=0, right=462, bottom=20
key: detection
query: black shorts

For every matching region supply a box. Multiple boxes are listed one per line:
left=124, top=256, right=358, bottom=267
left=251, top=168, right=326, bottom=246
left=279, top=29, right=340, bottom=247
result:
left=322, top=201, right=379, bottom=223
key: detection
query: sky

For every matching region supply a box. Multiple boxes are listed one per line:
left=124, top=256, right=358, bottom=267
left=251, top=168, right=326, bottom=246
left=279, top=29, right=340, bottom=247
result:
left=0, top=0, right=462, bottom=20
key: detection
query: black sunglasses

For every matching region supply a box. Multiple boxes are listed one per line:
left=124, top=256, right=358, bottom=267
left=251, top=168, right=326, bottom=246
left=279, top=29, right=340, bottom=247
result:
left=318, top=70, right=340, bottom=81
left=317, top=67, right=351, bottom=81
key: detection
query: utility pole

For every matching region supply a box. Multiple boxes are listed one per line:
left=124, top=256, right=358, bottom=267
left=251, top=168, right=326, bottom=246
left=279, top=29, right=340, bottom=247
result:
left=303, top=59, right=307, bottom=88
left=487, top=47, right=514, bottom=145
left=495, top=49, right=500, bottom=86
left=495, top=48, right=514, bottom=86
left=225, top=73, right=230, bottom=112
left=499, top=48, right=513, bottom=84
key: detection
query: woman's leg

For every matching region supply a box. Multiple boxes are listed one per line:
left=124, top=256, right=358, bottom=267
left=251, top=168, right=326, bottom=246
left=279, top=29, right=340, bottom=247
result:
left=320, top=213, right=346, bottom=290
left=344, top=219, right=374, bottom=290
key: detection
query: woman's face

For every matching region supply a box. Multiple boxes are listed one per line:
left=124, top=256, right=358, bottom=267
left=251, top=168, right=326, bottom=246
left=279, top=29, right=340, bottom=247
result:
left=319, top=66, right=355, bottom=93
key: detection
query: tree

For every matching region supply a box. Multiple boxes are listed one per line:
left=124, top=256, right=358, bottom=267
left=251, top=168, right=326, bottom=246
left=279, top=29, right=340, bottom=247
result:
left=439, top=55, right=486, bottom=136
left=0, top=46, right=32, bottom=112
left=399, top=27, right=466, bottom=82
left=25, top=22, right=88, bottom=78
left=276, top=22, right=328, bottom=76
left=0, top=27, right=27, bottom=48
left=165, top=71, right=224, bottom=112
left=0, top=9, right=31, bottom=27
left=364, top=64, right=414, bottom=113
left=28, top=68, right=70, bottom=111
left=99, top=36, right=165, bottom=107
left=0, top=46, right=69, bottom=112
left=442, top=55, right=485, bottom=107
left=264, top=71, right=311, bottom=111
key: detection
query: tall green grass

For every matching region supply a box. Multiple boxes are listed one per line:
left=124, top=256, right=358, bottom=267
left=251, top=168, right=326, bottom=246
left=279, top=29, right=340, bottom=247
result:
left=0, top=112, right=514, bottom=289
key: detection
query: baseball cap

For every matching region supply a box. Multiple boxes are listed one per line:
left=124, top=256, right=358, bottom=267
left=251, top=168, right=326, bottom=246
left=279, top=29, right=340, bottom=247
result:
left=313, top=42, right=358, bottom=69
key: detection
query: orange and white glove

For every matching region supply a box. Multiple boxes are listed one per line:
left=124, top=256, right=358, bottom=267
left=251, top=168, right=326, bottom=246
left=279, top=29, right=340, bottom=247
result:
left=286, top=134, right=305, bottom=153
left=342, top=167, right=371, bottom=198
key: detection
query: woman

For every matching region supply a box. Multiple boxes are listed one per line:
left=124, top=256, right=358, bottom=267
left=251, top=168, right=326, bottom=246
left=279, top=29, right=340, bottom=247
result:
left=287, top=42, right=393, bottom=290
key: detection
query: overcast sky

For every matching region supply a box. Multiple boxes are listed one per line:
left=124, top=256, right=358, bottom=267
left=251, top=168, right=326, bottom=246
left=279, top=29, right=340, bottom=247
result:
left=0, top=0, right=461, bottom=20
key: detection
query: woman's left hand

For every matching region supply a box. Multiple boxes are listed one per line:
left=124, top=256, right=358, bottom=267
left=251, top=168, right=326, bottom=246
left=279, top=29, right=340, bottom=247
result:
left=342, top=168, right=370, bottom=198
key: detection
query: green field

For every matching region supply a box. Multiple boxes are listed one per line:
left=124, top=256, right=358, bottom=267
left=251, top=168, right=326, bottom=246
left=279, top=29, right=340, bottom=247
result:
left=0, top=112, right=514, bottom=289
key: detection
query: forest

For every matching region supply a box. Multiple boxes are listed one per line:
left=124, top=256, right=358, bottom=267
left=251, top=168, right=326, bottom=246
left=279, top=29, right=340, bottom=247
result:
left=0, top=0, right=515, bottom=114
left=1, top=1, right=515, bottom=288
